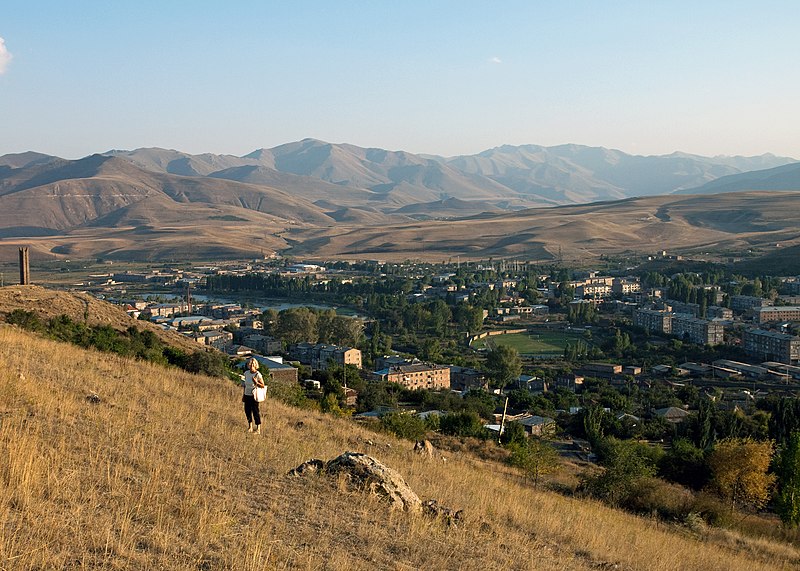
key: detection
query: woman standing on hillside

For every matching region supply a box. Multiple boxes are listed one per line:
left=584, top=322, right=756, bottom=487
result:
left=243, top=357, right=265, bottom=435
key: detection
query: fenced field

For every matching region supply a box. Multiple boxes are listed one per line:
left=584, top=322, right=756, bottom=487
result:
left=471, top=328, right=585, bottom=355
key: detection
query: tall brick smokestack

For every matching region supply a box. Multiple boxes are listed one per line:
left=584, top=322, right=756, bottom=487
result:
left=19, top=247, right=30, bottom=285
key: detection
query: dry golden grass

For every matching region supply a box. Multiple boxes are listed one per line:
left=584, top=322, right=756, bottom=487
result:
left=1, top=324, right=798, bottom=570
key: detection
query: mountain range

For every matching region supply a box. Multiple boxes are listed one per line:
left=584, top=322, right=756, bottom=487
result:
left=1, top=140, right=798, bottom=262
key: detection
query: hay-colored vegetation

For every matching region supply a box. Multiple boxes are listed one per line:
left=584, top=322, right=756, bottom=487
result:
left=1, top=325, right=798, bottom=570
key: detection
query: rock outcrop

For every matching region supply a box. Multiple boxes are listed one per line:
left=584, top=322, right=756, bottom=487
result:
left=289, top=451, right=465, bottom=525
left=290, top=451, right=422, bottom=512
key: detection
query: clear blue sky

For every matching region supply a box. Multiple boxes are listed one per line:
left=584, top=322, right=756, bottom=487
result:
left=1, top=1, right=798, bottom=159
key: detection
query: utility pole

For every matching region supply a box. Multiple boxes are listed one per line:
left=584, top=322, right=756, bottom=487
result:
left=498, top=396, right=509, bottom=444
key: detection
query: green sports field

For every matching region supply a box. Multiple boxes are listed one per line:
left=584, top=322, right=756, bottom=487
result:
left=472, top=329, right=584, bottom=355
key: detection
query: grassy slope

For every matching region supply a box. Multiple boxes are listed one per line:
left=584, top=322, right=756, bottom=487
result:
left=1, top=326, right=798, bottom=570
left=0, top=285, right=201, bottom=353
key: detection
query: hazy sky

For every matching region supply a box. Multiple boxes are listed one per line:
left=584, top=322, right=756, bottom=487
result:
left=1, top=1, right=798, bottom=159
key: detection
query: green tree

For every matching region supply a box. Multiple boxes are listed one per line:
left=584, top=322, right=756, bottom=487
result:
left=184, top=350, right=230, bottom=377
left=657, top=438, right=708, bottom=490
left=582, top=404, right=607, bottom=446
left=275, top=307, right=318, bottom=344
left=508, top=438, right=560, bottom=489
left=439, top=411, right=485, bottom=438
left=261, top=308, right=279, bottom=335
left=775, top=431, right=800, bottom=527
left=453, top=304, right=485, bottom=334
left=583, top=438, right=658, bottom=506
left=463, top=389, right=498, bottom=419
left=500, top=421, right=527, bottom=446
left=485, top=345, right=522, bottom=388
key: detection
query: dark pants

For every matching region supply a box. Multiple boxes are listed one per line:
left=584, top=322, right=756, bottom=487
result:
left=243, top=394, right=261, bottom=426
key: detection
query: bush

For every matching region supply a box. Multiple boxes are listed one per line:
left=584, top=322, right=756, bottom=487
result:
left=689, top=491, right=732, bottom=527
left=184, top=350, right=231, bottom=377
left=620, top=478, right=695, bottom=520
left=380, top=412, right=427, bottom=441
left=6, top=309, right=44, bottom=331
left=582, top=438, right=658, bottom=506
left=269, top=380, right=316, bottom=410
left=439, top=411, right=486, bottom=438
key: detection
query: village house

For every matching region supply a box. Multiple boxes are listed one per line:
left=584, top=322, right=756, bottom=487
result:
left=514, top=414, right=557, bottom=437
left=513, top=374, right=547, bottom=393
left=553, top=373, right=585, bottom=391
left=448, top=365, right=488, bottom=391
left=653, top=406, right=690, bottom=424
left=579, top=362, right=623, bottom=380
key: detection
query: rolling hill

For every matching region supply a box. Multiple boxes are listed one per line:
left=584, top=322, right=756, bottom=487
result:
left=282, top=191, right=800, bottom=262
left=676, top=162, right=800, bottom=195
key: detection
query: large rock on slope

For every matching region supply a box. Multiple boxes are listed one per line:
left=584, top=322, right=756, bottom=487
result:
left=290, top=451, right=422, bottom=512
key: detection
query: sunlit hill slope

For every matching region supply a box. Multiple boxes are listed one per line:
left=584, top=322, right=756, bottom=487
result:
left=1, top=290, right=798, bottom=569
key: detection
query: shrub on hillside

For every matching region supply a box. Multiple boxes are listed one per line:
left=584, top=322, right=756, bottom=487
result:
left=380, top=412, right=427, bottom=441
left=439, top=411, right=486, bottom=438
left=582, top=438, right=659, bottom=506
left=269, top=380, right=316, bottom=409
left=6, top=309, right=45, bottom=332
left=184, top=350, right=231, bottom=377
left=620, top=477, right=695, bottom=520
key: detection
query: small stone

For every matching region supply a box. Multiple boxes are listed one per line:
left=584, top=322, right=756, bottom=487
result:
left=288, top=459, right=325, bottom=477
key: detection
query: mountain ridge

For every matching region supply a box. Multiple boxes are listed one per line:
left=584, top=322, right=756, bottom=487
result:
left=0, top=141, right=798, bottom=262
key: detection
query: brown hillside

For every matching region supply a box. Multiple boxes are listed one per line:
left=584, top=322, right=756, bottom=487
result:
left=1, top=325, right=798, bottom=569
left=0, top=285, right=199, bottom=352
left=284, top=191, right=800, bottom=262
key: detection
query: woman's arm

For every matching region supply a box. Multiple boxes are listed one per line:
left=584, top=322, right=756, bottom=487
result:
left=254, top=371, right=265, bottom=388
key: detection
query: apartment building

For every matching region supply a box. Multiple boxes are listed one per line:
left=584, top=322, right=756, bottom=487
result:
left=373, top=363, right=451, bottom=390
left=672, top=315, right=724, bottom=345
left=744, top=329, right=800, bottom=364
left=706, top=306, right=733, bottom=319
left=668, top=300, right=700, bottom=317
left=755, top=306, right=800, bottom=324
left=611, top=278, right=641, bottom=296
left=288, top=342, right=362, bottom=371
left=633, top=308, right=673, bottom=334
left=731, top=295, right=772, bottom=314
